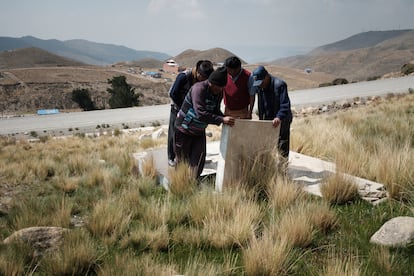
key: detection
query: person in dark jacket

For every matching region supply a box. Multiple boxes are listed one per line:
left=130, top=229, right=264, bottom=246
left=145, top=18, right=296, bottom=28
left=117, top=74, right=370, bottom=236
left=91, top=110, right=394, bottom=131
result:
left=250, top=65, right=293, bottom=158
left=175, top=66, right=235, bottom=179
left=167, top=60, right=214, bottom=167
left=223, top=56, right=254, bottom=119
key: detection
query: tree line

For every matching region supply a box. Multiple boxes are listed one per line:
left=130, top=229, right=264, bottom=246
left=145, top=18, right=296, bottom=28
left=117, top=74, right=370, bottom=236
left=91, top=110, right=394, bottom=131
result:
left=71, top=75, right=139, bottom=111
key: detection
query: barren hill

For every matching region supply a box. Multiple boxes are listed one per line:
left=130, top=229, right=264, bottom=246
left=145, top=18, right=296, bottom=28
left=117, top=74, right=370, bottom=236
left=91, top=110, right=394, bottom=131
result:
left=0, top=47, right=86, bottom=69
left=273, top=30, right=414, bottom=81
left=0, top=36, right=171, bottom=65
left=172, top=48, right=246, bottom=68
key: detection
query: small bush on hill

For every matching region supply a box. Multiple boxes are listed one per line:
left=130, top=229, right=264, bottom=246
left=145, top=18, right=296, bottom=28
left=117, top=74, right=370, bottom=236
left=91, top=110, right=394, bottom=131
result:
left=107, top=76, right=139, bottom=109
left=332, top=78, right=349, bottom=85
left=71, top=88, right=96, bottom=111
left=401, top=63, right=414, bottom=75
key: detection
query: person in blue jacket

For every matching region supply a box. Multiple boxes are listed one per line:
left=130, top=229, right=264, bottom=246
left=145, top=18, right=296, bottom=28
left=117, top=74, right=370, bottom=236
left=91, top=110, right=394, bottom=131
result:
left=250, top=65, right=293, bottom=158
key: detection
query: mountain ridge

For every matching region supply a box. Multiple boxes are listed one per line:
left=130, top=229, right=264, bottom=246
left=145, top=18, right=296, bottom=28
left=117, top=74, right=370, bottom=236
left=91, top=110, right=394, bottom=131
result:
left=272, top=29, right=414, bottom=81
left=0, top=36, right=171, bottom=65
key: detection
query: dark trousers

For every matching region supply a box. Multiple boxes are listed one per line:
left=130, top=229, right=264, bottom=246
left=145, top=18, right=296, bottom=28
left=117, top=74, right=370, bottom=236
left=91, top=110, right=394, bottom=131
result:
left=174, top=129, right=206, bottom=179
left=168, top=104, right=179, bottom=161
left=279, top=120, right=291, bottom=158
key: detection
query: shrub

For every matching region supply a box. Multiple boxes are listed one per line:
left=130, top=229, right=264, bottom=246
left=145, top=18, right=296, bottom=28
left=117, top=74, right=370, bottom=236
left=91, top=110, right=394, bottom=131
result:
left=71, top=88, right=96, bottom=111
left=401, top=63, right=414, bottom=75
left=332, top=78, right=349, bottom=85
left=107, top=76, right=139, bottom=108
left=320, top=173, right=359, bottom=205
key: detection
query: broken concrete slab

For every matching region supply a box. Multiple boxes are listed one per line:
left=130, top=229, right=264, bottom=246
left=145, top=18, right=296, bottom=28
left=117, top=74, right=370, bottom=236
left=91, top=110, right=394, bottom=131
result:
left=133, top=125, right=388, bottom=205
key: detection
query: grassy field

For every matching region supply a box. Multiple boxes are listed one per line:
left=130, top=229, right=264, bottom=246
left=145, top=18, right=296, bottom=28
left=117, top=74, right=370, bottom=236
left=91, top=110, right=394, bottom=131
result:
left=0, top=93, right=413, bottom=275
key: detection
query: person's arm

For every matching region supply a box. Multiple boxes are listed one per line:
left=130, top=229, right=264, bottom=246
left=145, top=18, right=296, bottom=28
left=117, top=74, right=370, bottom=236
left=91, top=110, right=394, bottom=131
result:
left=169, top=73, right=187, bottom=107
left=247, top=74, right=257, bottom=119
left=276, top=82, right=291, bottom=120
left=248, top=95, right=255, bottom=119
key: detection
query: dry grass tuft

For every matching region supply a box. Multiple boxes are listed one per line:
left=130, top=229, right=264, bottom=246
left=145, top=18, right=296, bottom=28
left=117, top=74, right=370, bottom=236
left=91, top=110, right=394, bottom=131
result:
left=373, top=141, right=413, bottom=200
left=267, top=176, right=305, bottom=210
left=320, top=173, right=359, bottom=205
left=141, top=155, right=157, bottom=179
left=168, top=162, right=198, bottom=197
left=243, top=234, right=295, bottom=275
left=39, top=229, right=101, bottom=275
left=181, top=252, right=240, bottom=275
left=369, top=246, right=396, bottom=274
left=10, top=195, right=73, bottom=229
left=320, top=251, right=361, bottom=276
left=86, top=198, right=132, bottom=243
left=187, top=189, right=262, bottom=249
left=98, top=252, right=177, bottom=276
left=123, top=224, right=170, bottom=252
left=202, top=198, right=262, bottom=248
left=307, top=201, right=338, bottom=234
left=0, top=240, right=34, bottom=275
left=238, top=149, right=278, bottom=200
left=273, top=202, right=316, bottom=248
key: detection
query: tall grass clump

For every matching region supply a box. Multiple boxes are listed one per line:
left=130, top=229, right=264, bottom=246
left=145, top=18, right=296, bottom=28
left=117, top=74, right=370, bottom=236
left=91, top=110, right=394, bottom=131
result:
left=270, top=202, right=316, bottom=248
left=86, top=197, right=132, bottom=244
left=98, top=253, right=177, bottom=275
left=320, top=173, right=359, bottom=205
left=168, top=162, right=198, bottom=197
left=320, top=251, right=361, bottom=276
left=140, top=155, right=157, bottom=179
left=243, top=234, right=296, bottom=275
left=9, top=195, right=73, bottom=230
left=0, top=240, right=34, bottom=275
left=238, top=149, right=278, bottom=200
left=38, top=229, right=102, bottom=275
left=267, top=176, right=305, bottom=210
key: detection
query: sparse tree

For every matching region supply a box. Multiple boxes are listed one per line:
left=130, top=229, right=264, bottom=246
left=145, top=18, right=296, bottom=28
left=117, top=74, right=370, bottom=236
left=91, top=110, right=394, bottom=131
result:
left=107, top=76, right=139, bottom=109
left=71, top=88, right=96, bottom=111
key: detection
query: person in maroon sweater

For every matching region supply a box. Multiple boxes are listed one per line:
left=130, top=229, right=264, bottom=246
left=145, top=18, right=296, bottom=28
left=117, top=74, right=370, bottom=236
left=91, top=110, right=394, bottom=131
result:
left=223, top=56, right=254, bottom=119
left=174, top=67, right=235, bottom=179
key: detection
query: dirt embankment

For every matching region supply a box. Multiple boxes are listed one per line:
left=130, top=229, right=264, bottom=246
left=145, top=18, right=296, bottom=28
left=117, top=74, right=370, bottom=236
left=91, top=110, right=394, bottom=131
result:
left=0, top=66, right=174, bottom=114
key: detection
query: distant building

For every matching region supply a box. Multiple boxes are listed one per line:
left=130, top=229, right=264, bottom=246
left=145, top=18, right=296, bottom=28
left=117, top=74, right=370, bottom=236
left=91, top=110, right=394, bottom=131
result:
left=163, top=59, right=185, bottom=74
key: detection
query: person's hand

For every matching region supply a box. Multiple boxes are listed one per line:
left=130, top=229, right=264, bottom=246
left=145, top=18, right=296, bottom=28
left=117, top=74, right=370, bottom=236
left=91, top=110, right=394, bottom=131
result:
left=272, top=117, right=281, bottom=127
left=223, top=116, right=235, bottom=126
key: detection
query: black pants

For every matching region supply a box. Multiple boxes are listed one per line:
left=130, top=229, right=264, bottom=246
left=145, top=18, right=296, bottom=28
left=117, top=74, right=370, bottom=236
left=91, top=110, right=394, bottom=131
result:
left=279, top=119, right=291, bottom=158
left=174, top=129, right=206, bottom=179
left=168, top=104, right=179, bottom=161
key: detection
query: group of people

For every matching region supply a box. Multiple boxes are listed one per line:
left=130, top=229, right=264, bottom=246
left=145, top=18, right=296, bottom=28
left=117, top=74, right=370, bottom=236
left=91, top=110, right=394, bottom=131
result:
left=167, top=56, right=292, bottom=179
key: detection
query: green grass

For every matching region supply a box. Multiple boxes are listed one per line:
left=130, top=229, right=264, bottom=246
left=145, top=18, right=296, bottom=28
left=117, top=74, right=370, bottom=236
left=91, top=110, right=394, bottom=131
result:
left=0, top=93, right=413, bottom=275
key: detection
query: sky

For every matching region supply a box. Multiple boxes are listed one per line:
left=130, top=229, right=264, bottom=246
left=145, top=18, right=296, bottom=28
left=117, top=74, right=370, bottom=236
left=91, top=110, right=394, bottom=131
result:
left=1, top=0, right=414, bottom=63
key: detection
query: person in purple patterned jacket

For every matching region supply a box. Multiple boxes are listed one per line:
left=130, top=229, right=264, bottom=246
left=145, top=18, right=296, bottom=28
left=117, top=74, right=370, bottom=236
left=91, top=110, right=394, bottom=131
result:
left=174, top=66, right=235, bottom=179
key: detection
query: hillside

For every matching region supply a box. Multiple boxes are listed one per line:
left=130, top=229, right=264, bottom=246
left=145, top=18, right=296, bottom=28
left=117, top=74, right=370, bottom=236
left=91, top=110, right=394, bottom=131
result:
left=171, top=48, right=247, bottom=68
left=308, top=29, right=414, bottom=55
left=273, top=30, right=414, bottom=81
left=0, top=47, right=86, bottom=69
left=0, top=36, right=171, bottom=65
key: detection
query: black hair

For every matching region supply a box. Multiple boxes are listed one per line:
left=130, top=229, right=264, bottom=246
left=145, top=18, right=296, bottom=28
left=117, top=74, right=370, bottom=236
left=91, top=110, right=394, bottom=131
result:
left=224, top=56, right=241, bottom=69
left=197, top=60, right=214, bottom=77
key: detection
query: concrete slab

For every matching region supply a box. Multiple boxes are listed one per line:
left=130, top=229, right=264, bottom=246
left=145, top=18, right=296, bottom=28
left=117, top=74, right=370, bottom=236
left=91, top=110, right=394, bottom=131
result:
left=216, top=119, right=280, bottom=191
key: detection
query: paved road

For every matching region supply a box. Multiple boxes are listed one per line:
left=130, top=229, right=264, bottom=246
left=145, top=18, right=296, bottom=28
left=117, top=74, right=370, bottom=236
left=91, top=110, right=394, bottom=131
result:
left=1, top=75, right=413, bottom=136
